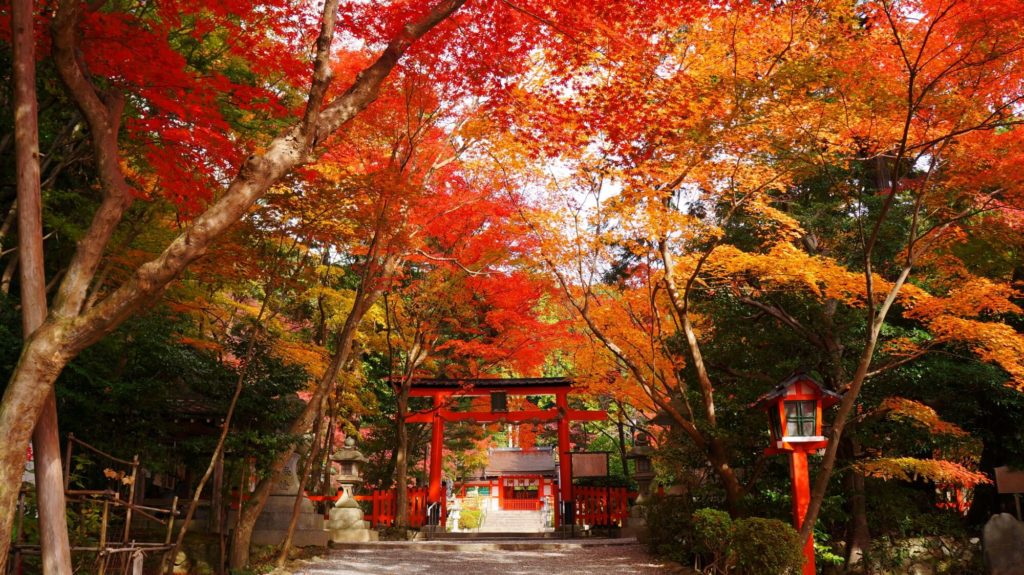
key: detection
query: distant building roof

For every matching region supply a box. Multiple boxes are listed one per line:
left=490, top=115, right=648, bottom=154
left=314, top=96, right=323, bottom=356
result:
left=484, top=447, right=557, bottom=477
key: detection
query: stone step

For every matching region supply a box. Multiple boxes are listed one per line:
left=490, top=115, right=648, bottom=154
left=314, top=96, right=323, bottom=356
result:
left=425, top=531, right=565, bottom=541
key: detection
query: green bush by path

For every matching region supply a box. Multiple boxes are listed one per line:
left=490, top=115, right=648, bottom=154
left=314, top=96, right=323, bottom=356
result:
left=646, top=501, right=803, bottom=574
left=729, top=517, right=803, bottom=575
left=458, top=508, right=483, bottom=530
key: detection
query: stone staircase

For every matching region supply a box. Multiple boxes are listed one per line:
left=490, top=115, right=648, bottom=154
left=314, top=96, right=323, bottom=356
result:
left=480, top=508, right=547, bottom=533
left=425, top=508, right=558, bottom=540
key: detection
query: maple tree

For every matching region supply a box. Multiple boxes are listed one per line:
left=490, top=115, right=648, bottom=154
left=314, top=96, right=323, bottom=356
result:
left=494, top=0, right=1024, bottom=566
left=380, top=178, right=562, bottom=526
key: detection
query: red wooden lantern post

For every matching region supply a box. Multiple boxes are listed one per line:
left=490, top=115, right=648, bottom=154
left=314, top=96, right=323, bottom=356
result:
left=752, top=372, right=841, bottom=575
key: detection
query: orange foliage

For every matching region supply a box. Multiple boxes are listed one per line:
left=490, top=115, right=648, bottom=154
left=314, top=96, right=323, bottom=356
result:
left=858, top=458, right=991, bottom=488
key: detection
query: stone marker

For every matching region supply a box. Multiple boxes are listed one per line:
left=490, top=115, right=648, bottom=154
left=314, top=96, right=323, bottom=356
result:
left=983, top=513, right=1024, bottom=575
left=242, top=453, right=328, bottom=547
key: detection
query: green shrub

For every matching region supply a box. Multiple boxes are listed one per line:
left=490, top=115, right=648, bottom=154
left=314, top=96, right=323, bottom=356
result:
left=644, top=495, right=694, bottom=564
left=459, top=508, right=482, bottom=530
left=693, top=508, right=732, bottom=555
left=730, top=517, right=803, bottom=575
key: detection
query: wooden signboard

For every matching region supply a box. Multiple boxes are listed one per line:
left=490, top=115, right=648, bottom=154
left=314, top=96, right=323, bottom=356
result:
left=995, top=466, right=1024, bottom=494
left=995, top=466, right=1024, bottom=520
left=571, top=452, right=609, bottom=478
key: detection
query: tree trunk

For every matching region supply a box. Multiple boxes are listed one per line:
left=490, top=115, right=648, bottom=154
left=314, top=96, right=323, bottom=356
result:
left=616, top=409, right=629, bottom=478
left=391, top=335, right=428, bottom=530
left=0, top=329, right=70, bottom=575
left=166, top=329, right=256, bottom=575
left=708, top=438, right=743, bottom=516
left=32, top=396, right=71, bottom=575
left=12, top=1, right=73, bottom=572
left=844, top=437, right=871, bottom=573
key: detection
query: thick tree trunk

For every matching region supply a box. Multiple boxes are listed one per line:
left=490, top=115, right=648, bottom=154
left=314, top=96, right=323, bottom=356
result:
left=32, top=396, right=71, bottom=575
left=12, top=1, right=73, bottom=572
left=0, top=329, right=70, bottom=575
left=708, top=438, right=743, bottom=516
left=844, top=437, right=871, bottom=572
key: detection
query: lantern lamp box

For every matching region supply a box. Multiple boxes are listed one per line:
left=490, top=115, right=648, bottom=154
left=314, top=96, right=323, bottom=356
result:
left=751, top=372, right=841, bottom=456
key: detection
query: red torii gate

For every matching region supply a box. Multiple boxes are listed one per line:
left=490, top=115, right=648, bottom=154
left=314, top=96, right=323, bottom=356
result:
left=406, top=377, right=606, bottom=526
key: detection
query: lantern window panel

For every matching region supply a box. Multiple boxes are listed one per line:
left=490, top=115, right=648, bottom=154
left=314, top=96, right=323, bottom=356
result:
left=784, top=400, right=817, bottom=437
left=636, top=458, right=651, bottom=474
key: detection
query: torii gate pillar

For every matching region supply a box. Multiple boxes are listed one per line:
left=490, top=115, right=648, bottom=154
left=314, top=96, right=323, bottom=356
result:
left=428, top=392, right=447, bottom=505
left=556, top=390, right=573, bottom=509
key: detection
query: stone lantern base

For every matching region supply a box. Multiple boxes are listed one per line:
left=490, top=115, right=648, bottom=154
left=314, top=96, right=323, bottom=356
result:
left=327, top=492, right=378, bottom=543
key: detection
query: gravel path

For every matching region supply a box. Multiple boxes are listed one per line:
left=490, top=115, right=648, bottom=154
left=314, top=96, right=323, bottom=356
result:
left=294, top=544, right=670, bottom=575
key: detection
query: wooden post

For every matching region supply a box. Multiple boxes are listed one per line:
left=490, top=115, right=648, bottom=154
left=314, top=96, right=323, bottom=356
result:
left=789, top=451, right=815, bottom=575
left=63, top=435, right=74, bottom=492
left=98, top=500, right=110, bottom=575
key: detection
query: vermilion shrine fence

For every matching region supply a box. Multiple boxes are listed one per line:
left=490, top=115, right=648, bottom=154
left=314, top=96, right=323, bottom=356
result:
left=350, top=487, right=447, bottom=529
left=349, top=485, right=632, bottom=528
left=572, top=486, right=631, bottom=527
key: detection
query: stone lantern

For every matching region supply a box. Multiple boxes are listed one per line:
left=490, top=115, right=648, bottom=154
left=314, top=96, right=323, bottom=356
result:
left=626, top=432, right=655, bottom=501
left=326, top=437, right=377, bottom=542
left=331, top=436, right=367, bottom=497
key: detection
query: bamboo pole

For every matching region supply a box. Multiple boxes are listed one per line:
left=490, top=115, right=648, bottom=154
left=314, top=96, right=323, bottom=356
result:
left=164, top=497, right=178, bottom=546
left=98, top=501, right=110, bottom=575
